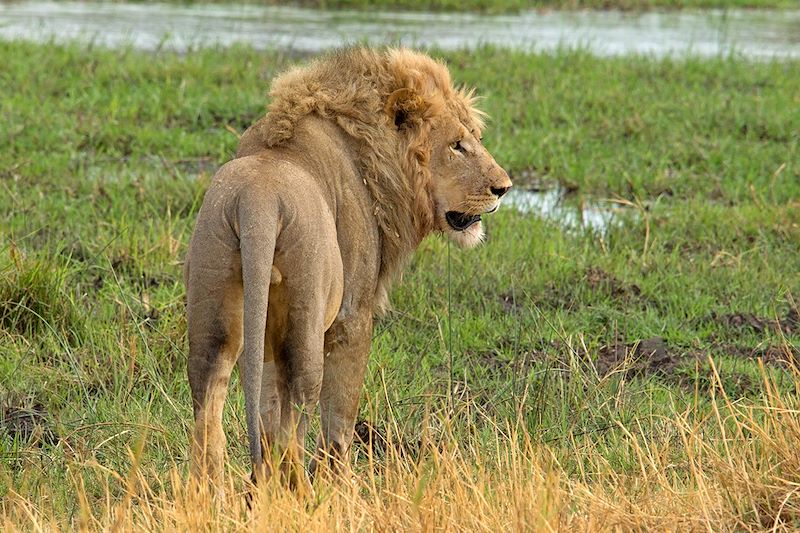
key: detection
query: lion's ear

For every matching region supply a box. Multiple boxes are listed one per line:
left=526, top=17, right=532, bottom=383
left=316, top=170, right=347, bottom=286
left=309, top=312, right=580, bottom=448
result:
left=385, top=88, right=428, bottom=130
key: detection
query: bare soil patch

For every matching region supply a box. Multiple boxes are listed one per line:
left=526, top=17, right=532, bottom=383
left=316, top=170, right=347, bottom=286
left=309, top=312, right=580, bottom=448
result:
left=1, top=395, right=58, bottom=447
left=711, top=308, right=799, bottom=335
left=593, top=336, right=674, bottom=377
left=586, top=267, right=642, bottom=301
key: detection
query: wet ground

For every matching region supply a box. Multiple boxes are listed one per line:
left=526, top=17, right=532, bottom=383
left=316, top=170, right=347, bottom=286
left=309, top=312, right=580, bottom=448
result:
left=2, top=1, right=800, bottom=59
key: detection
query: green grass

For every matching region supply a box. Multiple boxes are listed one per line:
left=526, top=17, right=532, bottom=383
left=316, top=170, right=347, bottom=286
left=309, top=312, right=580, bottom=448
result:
left=340, top=0, right=798, bottom=11
left=130, top=0, right=800, bottom=13
left=0, top=41, right=798, bottom=524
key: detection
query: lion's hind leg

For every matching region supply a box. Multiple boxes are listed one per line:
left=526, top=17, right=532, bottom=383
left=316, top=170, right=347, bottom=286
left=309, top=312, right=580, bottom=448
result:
left=309, top=310, right=372, bottom=481
left=187, top=279, right=243, bottom=490
left=269, top=309, right=328, bottom=492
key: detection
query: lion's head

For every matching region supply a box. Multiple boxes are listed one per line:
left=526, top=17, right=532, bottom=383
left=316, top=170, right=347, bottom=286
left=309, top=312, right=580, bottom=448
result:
left=383, top=49, right=511, bottom=249
left=425, top=114, right=511, bottom=248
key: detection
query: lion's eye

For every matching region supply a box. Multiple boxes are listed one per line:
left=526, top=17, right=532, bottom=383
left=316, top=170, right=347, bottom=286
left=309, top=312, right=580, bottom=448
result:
left=451, top=140, right=467, bottom=154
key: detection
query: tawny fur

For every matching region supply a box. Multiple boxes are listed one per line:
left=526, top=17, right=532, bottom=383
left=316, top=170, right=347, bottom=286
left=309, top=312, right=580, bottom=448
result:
left=185, top=47, right=511, bottom=489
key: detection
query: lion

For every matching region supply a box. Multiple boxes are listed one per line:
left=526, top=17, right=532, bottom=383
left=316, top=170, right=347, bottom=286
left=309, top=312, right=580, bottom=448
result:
left=184, top=47, right=511, bottom=487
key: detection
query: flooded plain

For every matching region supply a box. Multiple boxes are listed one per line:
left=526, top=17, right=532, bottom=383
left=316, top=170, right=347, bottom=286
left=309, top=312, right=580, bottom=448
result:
left=1, top=1, right=799, bottom=59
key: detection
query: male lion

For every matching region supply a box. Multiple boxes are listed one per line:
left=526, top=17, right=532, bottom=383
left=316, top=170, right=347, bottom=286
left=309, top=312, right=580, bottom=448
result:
left=185, top=47, right=511, bottom=486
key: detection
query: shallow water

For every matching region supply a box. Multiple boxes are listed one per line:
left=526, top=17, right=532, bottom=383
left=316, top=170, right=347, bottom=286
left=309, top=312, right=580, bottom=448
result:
left=505, top=187, right=629, bottom=233
left=1, top=1, right=799, bottom=59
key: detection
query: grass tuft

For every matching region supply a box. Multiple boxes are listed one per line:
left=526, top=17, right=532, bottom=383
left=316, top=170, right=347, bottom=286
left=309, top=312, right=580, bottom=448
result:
left=0, top=247, right=82, bottom=343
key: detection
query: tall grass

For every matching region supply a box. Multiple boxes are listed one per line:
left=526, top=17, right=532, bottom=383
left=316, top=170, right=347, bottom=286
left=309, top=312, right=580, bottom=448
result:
left=2, top=363, right=798, bottom=531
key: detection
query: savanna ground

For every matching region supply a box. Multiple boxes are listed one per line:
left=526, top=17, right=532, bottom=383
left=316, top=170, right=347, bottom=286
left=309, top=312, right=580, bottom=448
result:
left=0, top=39, right=799, bottom=530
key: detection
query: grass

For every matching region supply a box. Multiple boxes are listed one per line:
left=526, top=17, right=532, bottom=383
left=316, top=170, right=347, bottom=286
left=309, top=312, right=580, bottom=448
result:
left=5, top=380, right=800, bottom=530
left=124, top=0, right=800, bottom=13
left=1, top=41, right=799, bottom=529
left=325, top=0, right=799, bottom=11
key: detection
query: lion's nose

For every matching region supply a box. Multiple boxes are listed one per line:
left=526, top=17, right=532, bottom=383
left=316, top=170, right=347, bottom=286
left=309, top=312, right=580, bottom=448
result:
left=490, top=185, right=510, bottom=198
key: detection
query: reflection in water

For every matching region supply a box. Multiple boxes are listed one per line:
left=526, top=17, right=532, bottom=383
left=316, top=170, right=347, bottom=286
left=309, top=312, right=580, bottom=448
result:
left=504, top=187, right=630, bottom=233
left=1, top=1, right=799, bottom=59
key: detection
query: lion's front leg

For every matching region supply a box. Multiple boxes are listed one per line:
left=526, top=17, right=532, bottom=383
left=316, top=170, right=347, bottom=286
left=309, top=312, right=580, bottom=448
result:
left=310, top=310, right=373, bottom=480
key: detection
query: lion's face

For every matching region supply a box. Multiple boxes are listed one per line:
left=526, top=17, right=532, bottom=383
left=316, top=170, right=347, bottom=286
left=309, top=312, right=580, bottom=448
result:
left=427, top=115, right=512, bottom=248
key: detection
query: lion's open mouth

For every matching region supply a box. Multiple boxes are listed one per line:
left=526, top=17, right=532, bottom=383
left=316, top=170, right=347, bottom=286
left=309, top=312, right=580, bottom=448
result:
left=445, top=211, right=481, bottom=231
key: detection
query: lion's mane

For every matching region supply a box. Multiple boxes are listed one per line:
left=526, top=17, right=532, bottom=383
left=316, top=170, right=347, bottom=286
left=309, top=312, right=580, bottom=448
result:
left=243, top=47, right=485, bottom=307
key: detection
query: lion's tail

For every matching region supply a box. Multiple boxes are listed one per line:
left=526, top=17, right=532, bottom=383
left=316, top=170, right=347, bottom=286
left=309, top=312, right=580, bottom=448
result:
left=238, top=191, right=278, bottom=475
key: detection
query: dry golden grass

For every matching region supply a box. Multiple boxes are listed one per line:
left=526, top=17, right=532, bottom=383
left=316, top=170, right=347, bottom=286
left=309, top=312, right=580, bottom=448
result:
left=3, top=363, right=799, bottom=532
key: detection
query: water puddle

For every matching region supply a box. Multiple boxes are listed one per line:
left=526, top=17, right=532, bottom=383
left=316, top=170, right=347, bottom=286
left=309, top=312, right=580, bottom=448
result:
left=505, top=186, right=631, bottom=233
left=1, top=1, right=799, bottom=59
